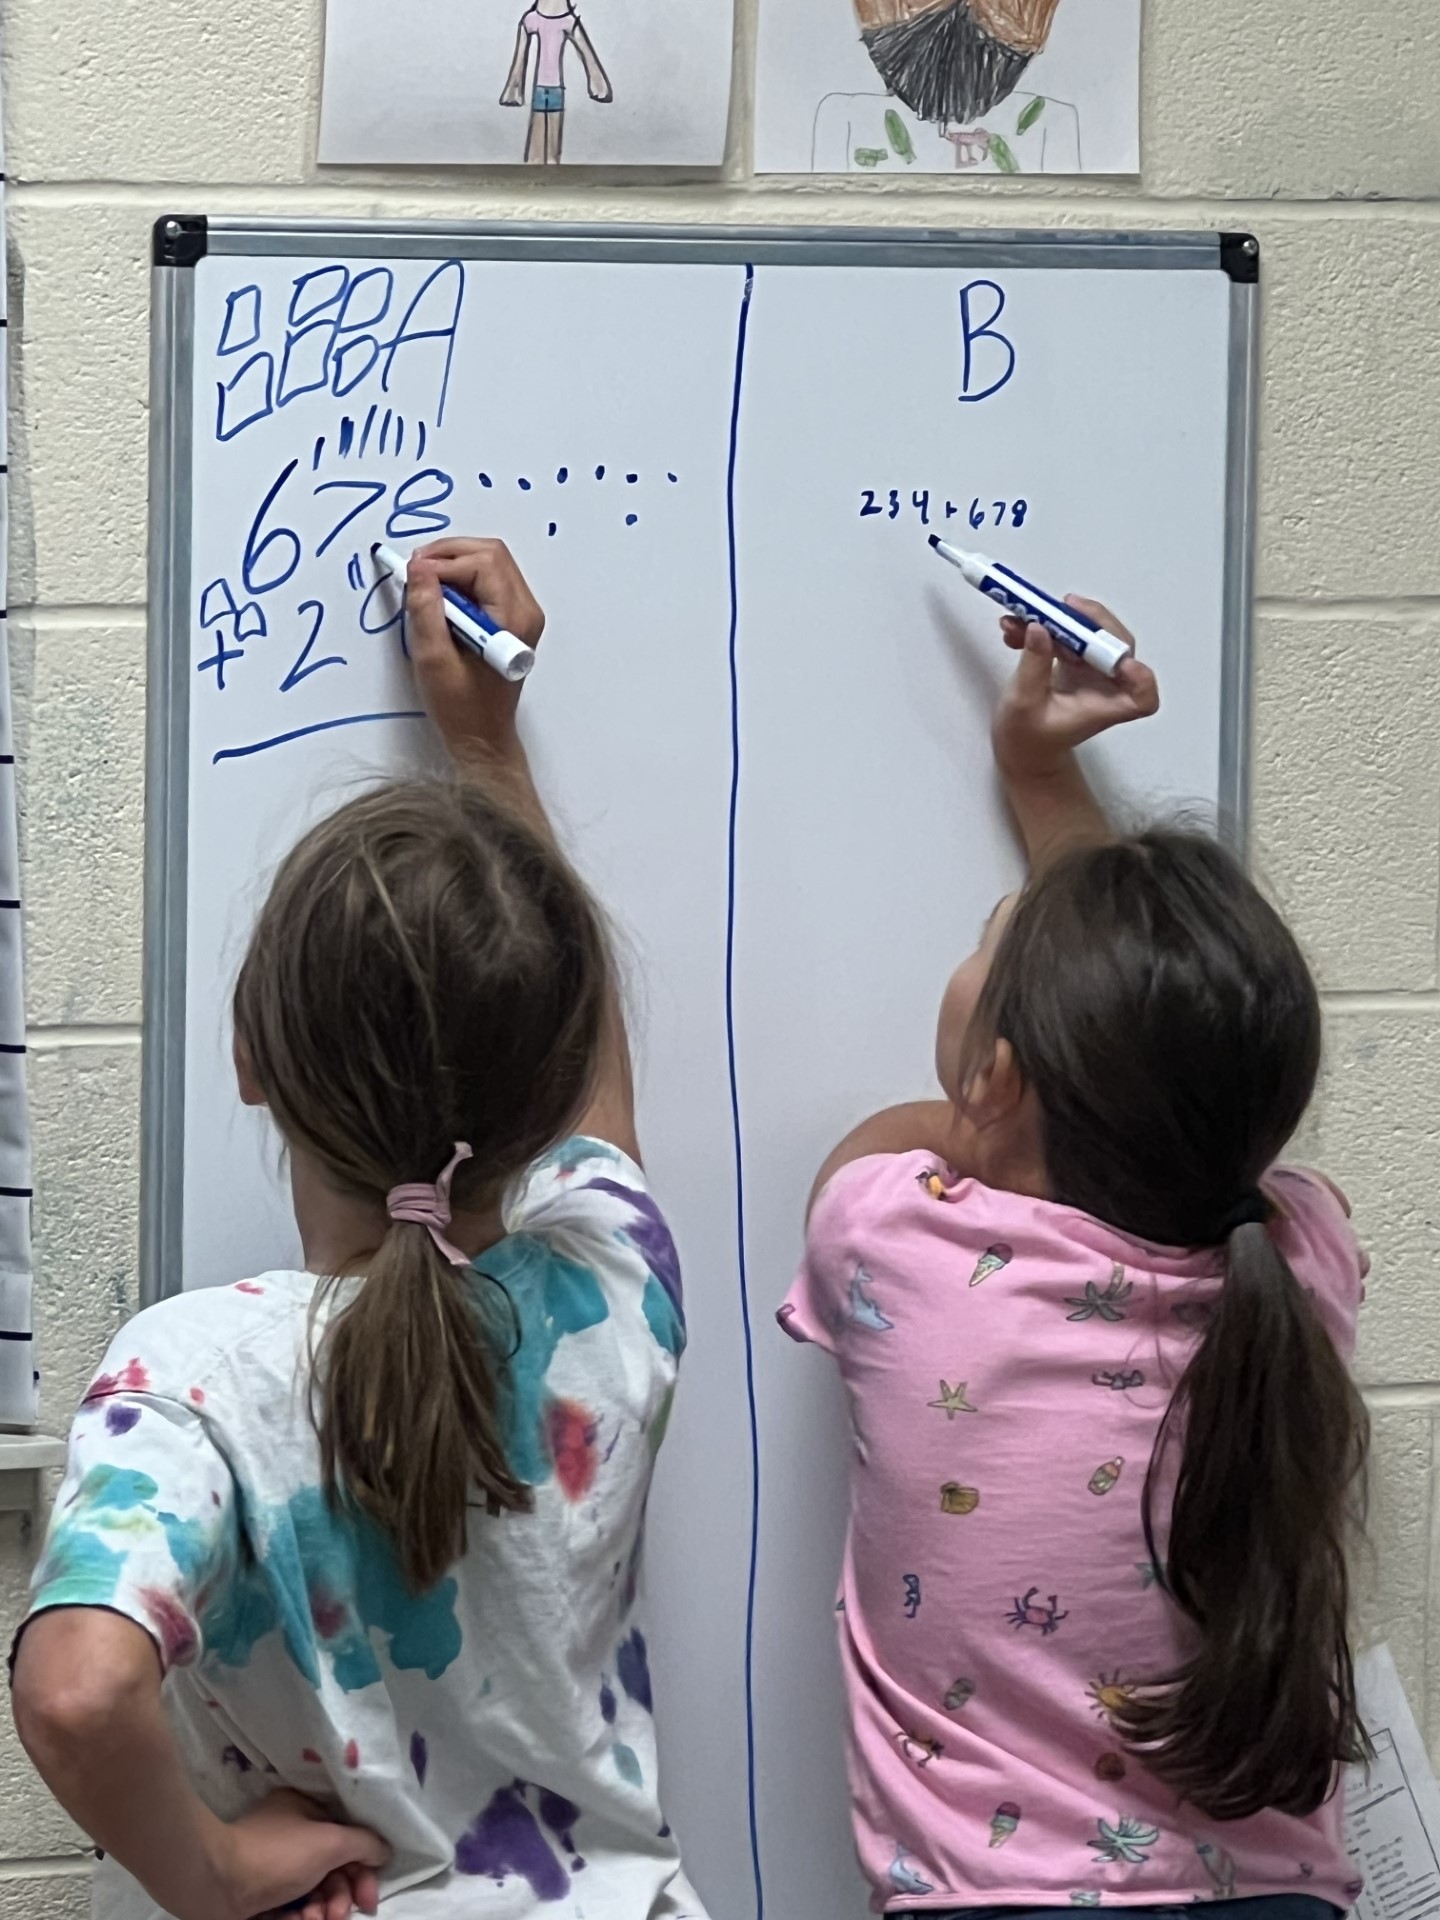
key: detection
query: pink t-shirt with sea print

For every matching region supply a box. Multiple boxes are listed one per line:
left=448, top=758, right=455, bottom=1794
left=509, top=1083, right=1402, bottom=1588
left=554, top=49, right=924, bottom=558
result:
left=782, top=1155, right=1365, bottom=1915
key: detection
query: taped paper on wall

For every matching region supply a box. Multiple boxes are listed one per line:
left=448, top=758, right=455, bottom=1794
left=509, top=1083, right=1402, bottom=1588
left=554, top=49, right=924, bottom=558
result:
left=320, top=0, right=735, bottom=167
left=756, top=0, right=1140, bottom=175
left=1346, top=1645, right=1440, bottom=1920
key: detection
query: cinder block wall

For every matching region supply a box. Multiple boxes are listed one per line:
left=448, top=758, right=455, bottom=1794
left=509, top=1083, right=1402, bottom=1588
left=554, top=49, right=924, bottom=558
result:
left=2, top=0, right=1438, bottom=1905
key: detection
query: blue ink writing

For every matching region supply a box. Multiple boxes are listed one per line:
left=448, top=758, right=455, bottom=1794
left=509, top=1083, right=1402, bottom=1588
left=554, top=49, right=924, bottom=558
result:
left=280, top=601, right=347, bottom=693
left=860, top=489, right=1029, bottom=531
left=387, top=469, right=454, bottom=541
left=959, top=279, right=1016, bottom=403
left=213, top=261, right=466, bottom=443
left=243, top=461, right=303, bottom=595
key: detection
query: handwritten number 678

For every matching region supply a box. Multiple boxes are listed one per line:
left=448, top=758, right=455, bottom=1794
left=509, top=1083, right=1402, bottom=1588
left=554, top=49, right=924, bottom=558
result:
left=242, top=461, right=456, bottom=596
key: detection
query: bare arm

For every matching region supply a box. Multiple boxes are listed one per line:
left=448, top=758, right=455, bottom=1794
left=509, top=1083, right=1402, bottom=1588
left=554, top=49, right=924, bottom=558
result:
left=500, top=23, right=530, bottom=103
left=992, top=600, right=1158, bottom=873
left=808, top=1100, right=955, bottom=1215
left=569, top=21, right=612, bottom=100
left=406, top=540, right=640, bottom=1165
left=13, top=1611, right=386, bottom=1920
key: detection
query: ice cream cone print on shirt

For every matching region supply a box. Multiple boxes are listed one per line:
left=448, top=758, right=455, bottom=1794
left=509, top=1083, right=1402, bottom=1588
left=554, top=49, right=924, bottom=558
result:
left=970, top=1242, right=1013, bottom=1287
left=990, top=1801, right=1022, bottom=1847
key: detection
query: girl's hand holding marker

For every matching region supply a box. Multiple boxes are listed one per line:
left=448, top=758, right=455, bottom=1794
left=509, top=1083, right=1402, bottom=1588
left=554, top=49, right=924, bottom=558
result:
left=992, top=596, right=1159, bottom=780
left=929, top=535, right=1136, bottom=677
left=401, top=537, right=546, bottom=777
left=373, top=539, right=538, bottom=684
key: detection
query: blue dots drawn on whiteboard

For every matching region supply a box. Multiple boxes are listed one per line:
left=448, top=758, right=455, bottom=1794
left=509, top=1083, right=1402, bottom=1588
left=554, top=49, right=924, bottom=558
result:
left=457, top=461, right=681, bottom=534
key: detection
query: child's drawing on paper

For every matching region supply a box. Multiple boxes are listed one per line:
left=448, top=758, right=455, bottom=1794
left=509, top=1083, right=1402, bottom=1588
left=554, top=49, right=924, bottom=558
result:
left=501, top=4, right=614, bottom=165
left=318, top=0, right=731, bottom=167
left=755, top=0, right=1138, bottom=175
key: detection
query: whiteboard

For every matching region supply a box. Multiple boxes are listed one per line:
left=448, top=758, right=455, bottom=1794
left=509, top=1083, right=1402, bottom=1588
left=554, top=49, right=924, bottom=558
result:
left=145, top=220, right=1257, bottom=1920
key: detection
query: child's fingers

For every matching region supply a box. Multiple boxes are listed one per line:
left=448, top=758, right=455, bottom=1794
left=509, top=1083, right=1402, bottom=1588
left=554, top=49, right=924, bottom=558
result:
left=416, top=537, right=545, bottom=648
left=321, top=1869, right=356, bottom=1920
left=404, top=559, right=469, bottom=693
left=1010, top=623, right=1057, bottom=701
left=1064, top=593, right=1136, bottom=651
left=1115, top=655, right=1160, bottom=717
left=999, top=614, right=1027, bottom=652
left=348, top=1864, right=381, bottom=1917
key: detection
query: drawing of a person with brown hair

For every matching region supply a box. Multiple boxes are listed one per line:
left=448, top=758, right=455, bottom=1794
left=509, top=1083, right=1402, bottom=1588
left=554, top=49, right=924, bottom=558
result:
left=500, top=2, right=613, bottom=165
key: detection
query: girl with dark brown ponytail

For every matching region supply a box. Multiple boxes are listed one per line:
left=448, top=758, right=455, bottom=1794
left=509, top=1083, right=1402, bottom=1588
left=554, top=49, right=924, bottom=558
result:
left=783, top=601, right=1369, bottom=1920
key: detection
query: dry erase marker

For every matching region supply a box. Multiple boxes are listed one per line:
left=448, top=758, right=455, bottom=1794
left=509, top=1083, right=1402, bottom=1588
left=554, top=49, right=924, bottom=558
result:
left=372, top=543, right=536, bottom=684
left=928, top=536, right=1131, bottom=679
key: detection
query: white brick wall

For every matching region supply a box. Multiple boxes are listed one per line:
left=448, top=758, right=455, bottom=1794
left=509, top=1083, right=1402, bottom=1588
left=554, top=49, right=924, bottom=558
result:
left=3, top=0, right=1438, bottom=1902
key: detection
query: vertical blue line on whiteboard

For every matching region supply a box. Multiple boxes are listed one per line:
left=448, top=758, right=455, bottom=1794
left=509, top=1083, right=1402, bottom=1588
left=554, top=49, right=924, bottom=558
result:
left=724, top=261, right=762, bottom=1920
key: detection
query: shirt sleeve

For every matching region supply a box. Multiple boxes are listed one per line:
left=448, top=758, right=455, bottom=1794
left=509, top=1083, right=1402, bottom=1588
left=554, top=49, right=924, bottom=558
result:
left=1266, top=1163, right=1366, bottom=1362
left=507, top=1136, right=686, bottom=1357
left=22, top=1366, right=239, bottom=1673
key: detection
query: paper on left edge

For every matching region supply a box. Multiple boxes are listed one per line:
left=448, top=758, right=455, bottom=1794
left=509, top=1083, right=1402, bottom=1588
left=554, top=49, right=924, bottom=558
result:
left=320, top=0, right=735, bottom=167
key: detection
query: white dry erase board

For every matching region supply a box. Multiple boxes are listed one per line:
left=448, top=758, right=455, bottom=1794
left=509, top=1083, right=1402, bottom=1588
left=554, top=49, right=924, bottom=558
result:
left=145, top=220, right=1259, bottom=1920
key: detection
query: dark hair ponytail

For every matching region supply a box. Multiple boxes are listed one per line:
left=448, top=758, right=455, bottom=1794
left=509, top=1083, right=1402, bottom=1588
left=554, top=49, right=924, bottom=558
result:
left=962, top=830, right=1370, bottom=1819
left=1117, top=1214, right=1370, bottom=1816
left=234, top=779, right=608, bottom=1592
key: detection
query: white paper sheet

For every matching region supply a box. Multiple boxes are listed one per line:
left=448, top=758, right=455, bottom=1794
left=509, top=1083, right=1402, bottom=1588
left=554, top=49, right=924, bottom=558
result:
left=1346, top=1646, right=1440, bottom=1920
left=319, top=0, right=735, bottom=166
left=755, top=0, right=1141, bottom=175
left=0, top=32, right=36, bottom=1435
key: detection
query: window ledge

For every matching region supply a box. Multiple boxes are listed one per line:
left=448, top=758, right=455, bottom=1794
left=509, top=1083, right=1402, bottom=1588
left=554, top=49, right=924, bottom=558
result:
left=0, top=1435, right=66, bottom=1513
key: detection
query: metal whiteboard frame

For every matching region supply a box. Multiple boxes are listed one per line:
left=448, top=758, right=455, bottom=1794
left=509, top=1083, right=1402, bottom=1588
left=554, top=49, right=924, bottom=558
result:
left=142, top=220, right=1260, bottom=1308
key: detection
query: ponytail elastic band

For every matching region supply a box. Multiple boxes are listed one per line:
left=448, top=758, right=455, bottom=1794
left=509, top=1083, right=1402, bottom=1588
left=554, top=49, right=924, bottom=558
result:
left=1220, top=1189, right=1270, bottom=1237
left=387, top=1142, right=474, bottom=1267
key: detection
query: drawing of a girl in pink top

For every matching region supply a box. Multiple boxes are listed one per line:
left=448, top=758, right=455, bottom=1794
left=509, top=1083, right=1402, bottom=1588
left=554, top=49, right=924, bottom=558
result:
left=501, top=2, right=613, bottom=165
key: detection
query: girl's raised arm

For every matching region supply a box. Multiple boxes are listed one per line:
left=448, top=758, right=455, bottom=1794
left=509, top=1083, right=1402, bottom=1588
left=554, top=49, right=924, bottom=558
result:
left=405, top=539, right=640, bottom=1164
left=992, top=601, right=1158, bottom=872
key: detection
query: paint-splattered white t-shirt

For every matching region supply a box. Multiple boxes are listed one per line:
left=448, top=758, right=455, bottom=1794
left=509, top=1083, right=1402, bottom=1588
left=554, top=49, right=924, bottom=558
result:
left=23, top=1139, right=705, bottom=1920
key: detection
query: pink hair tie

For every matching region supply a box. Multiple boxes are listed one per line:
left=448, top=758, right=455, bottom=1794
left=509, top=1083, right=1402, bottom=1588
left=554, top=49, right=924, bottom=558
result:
left=386, top=1142, right=474, bottom=1267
